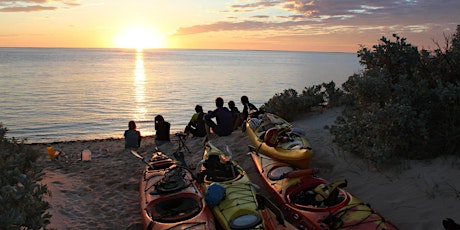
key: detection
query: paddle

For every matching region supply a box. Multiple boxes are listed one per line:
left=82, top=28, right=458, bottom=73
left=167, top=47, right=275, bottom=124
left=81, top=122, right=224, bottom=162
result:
left=130, top=150, right=152, bottom=168
left=173, top=151, right=188, bottom=168
left=256, top=194, right=286, bottom=226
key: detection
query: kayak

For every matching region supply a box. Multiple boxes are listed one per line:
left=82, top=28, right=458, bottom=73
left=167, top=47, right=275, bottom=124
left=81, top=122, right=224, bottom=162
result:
left=249, top=151, right=399, bottom=230
left=139, top=151, right=216, bottom=230
left=245, top=112, right=313, bottom=169
left=196, top=141, right=296, bottom=230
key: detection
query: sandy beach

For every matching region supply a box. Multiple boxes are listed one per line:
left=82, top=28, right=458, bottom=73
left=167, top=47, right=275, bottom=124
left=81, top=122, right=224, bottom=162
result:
left=31, top=108, right=460, bottom=230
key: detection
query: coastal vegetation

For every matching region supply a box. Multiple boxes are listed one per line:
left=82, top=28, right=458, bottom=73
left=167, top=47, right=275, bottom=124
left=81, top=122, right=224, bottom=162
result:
left=331, top=25, right=460, bottom=166
left=0, top=124, right=51, bottom=229
left=262, top=25, right=460, bottom=167
left=260, top=81, right=344, bottom=121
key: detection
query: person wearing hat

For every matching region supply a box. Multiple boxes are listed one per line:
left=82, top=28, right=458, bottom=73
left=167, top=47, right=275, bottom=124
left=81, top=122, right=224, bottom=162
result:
left=184, top=105, right=207, bottom=137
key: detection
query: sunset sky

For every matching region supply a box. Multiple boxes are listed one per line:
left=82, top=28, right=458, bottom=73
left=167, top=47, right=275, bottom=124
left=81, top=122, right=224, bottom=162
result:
left=1, top=0, right=459, bottom=52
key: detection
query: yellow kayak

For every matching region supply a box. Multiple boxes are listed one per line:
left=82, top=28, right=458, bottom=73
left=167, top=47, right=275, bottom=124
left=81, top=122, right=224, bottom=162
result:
left=196, top=141, right=296, bottom=230
left=246, top=113, right=313, bottom=169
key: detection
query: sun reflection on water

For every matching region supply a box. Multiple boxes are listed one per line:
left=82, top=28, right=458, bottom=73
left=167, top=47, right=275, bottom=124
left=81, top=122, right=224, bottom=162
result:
left=133, top=50, right=153, bottom=136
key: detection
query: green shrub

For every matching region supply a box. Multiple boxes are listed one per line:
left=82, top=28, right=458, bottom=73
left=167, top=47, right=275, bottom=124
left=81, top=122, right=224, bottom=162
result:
left=322, top=81, right=345, bottom=107
left=0, top=123, right=51, bottom=229
left=260, top=82, right=342, bottom=121
left=260, top=89, right=303, bottom=121
left=330, top=26, right=460, bottom=166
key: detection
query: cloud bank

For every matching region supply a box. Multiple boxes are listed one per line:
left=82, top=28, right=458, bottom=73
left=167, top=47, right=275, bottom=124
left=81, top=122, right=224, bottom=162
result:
left=0, top=0, right=80, bottom=12
left=173, top=0, right=460, bottom=39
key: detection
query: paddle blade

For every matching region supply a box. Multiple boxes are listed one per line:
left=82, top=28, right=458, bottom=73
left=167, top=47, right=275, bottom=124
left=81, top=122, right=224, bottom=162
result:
left=285, top=168, right=318, bottom=178
left=130, top=150, right=144, bottom=160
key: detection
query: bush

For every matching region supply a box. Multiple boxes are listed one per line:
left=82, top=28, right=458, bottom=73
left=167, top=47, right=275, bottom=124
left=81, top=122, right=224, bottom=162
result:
left=0, top=123, right=51, bottom=229
left=260, top=82, right=343, bottom=121
left=330, top=26, right=460, bottom=166
left=260, top=89, right=302, bottom=121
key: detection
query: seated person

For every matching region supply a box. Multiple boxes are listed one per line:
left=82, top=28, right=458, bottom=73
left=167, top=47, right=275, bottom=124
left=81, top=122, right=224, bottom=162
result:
left=228, top=100, right=242, bottom=130
left=204, top=97, right=233, bottom=136
left=154, top=115, right=170, bottom=142
left=124, top=120, right=141, bottom=149
left=240, top=95, right=259, bottom=119
left=184, top=105, right=207, bottom=137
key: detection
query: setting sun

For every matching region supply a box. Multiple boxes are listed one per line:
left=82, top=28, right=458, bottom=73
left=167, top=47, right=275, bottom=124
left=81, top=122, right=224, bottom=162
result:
left=114, top=27, right=166, bottom=50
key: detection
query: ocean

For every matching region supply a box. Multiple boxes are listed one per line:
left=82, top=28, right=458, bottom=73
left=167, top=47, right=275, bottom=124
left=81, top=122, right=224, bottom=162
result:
left=0, top=48, right=361, bottom=143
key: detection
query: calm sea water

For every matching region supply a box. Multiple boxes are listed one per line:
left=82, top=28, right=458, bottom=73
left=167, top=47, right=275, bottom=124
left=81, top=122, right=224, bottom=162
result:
left=0, top=48, right=361, bottom=143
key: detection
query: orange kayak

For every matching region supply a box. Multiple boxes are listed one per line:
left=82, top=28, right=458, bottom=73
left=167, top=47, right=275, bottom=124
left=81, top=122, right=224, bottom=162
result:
left=139, top=151, right=216, bottom=230
left=249, top=151, right=399, bottom=230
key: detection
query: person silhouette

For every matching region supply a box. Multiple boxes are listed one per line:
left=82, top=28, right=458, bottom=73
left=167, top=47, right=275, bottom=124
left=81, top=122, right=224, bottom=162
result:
left=124, top=120, right=141, bottom=149
left=185, top=104, right=207, bottom=137
left=240, top=95, right=258, bottom=119
left=228, top=100, right=242, bottom=130
left=204, top=97, right=233, bottom=136
left=154, top=115, right=170, bottom=144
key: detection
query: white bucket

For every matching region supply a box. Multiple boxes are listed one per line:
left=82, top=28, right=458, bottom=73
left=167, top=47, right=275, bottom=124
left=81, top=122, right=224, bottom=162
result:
left=81, top=149, right=91, bottom=161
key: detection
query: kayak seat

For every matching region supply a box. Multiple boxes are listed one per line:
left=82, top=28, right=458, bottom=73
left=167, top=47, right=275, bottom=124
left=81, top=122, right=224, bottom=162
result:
left=152, top=167, right=191, bottom=194
left=203, top=155, right=239, bottom=182
left=267, top=166, right=294, bottom=180
left=147, top=196, right=201, bottom=223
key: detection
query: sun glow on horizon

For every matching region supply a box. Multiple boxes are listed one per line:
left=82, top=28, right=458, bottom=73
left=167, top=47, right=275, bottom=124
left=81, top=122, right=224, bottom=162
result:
left=114, top=27, right=166, bottom=50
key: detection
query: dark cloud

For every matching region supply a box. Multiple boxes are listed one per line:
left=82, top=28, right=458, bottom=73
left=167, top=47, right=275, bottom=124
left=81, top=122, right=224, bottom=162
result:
left=231, top=0, right=281, bottom=9
left=251, top=15, right=270, bottom=19
left=175, top=21, right=271, bottom=35
left=174, top=20, right=320, bottom=36
left=0, top=5, right=56, bottom=12
left=0, top=0, right=80, bottom=12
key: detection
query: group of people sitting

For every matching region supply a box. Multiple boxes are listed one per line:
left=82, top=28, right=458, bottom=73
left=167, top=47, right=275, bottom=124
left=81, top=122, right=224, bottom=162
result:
left=124, top=95, right=259, bottom=149
left=185, top=95, right=258, bottom=138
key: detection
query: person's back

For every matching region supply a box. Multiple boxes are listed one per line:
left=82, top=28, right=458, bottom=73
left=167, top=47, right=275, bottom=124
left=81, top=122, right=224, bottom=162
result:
left=241, top=95, right=258, bottom=119
left=205, top=97, right=233, bottom=136
left=124, top=120, right=141, bottom=149
left=228, top=100, right=242, bottom=130
left=194, top=112, right=207, bottom=137
left=155, top=115, right=170, bottom=141
left=185, top=105, right=207, bottom=137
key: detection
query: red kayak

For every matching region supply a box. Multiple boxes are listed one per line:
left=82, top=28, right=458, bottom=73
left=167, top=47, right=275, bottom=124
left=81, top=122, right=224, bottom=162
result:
left=249, top=150, right=399, bottom=230
left=136, top=150, right=216, bottom=230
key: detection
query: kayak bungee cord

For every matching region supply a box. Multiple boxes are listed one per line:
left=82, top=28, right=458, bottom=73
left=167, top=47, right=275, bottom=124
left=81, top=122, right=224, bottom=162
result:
left=323, top=202, right=389, bottom=229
